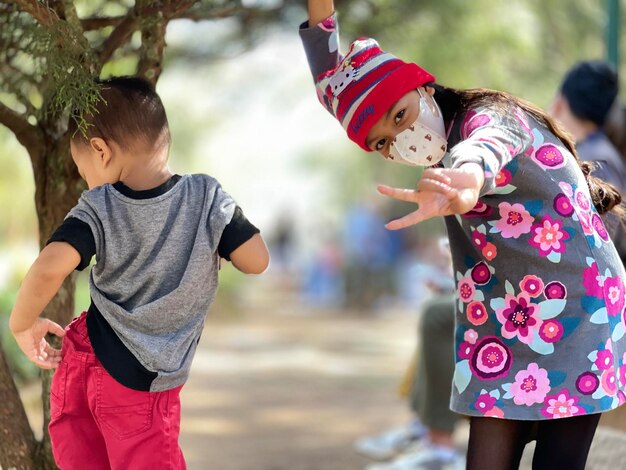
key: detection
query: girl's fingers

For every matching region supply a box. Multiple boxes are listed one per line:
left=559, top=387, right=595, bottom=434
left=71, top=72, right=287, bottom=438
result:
left=417, top=178, right=456, bottom=197
left=376, top=184, right=420, bottom=203
left=422, top=168, right=452, bottom=186
left=385, top=210, right=427, bottom=230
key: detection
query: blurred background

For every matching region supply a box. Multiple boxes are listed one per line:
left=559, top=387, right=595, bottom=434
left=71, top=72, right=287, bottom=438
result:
left=1, top=0, right=626, bottom=469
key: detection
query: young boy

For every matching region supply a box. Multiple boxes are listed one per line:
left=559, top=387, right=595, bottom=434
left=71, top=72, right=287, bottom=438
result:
left=9, top=76, right=269, bottom=469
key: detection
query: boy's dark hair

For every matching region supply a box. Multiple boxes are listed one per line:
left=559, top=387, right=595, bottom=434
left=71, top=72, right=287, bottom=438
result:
left=68, top=76, right=170, bottom=150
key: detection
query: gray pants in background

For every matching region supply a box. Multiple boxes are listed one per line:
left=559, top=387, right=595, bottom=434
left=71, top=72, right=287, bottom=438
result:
left=410, top=295, right=459, bottom=434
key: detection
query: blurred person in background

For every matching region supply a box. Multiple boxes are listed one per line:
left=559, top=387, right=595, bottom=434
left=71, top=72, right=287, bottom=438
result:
left=343, top=200, right=398, bottom=311
left=356, top=238, right=463, bottom=469
left=550, top=60, right=626, bottom=265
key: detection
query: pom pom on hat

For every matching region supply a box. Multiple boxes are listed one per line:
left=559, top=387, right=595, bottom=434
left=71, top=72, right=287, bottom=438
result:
left=315, top=37, right=435, bottom=151
left=560, top=60, right=619, bottom=126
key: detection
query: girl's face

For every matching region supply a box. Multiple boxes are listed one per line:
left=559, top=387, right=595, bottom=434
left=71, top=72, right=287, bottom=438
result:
left=365, top=86, right=436, bottom=159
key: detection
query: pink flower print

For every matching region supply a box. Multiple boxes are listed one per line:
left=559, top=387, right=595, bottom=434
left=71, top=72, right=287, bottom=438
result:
left=494, top=202, right=534, bottom=239
left=595, top=349, right=614, bottom=371
left=582, top=262, right=604, bottom=299
left=603, top=276, right=626, bottom=317
left=576, top=372, right=600, bottom=395
left=495, top=292, right=541, bottom=344
left=458, top=277, right=476, bottom=303
left=553, top=193, right=574, bottom=217
left=471, top=229, right=488, bottom=249
left=600, top=368, right=617, bottom=396
left=541, top=389, right=584, bottom=418
left=463, top=200, right=493, bottom=219
left=467, top=301, right=488, bottom=326
left=469, top=336, right=513, bottom=380
left=471, top=262, right=492, bottom=285
left=482, top=242, right=498, bottom=261
left=544, top=281, right=567, bottom=299
left=528, top=215, right=570, bottom=256
left=532, top=144, right=566, bottom=170
left=591, top=213, right=610, bottom=242
left=484, top=406, right=505, bottom=418
left=538, top=319, right=564, bottom=343
left=474, top=393, right=496, bottom=413
left=575, top=189, right=591, bottom=212
left=458, top=341, right=474, bottom=360
left=519, top=275, right=544, bottom=298
left=619, top=391, right=626, bottom=406
left=495, top=169, right=512, bottom=187
left=509, top=363, right=551, bottom=406
left=462, top=111, right=491, bottom=139
left=464, top=329, right=479, bottom=345
left=577, top=210, right=594, bottom=236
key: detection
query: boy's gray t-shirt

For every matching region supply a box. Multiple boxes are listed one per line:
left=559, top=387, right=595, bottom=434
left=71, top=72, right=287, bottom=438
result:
left=68, top=174, right=235, bottom=391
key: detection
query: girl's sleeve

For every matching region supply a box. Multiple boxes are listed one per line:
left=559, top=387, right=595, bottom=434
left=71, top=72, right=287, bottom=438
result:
left=299, top=13, right=341, bottom=115
left=448, top=105, right=533, bottom=196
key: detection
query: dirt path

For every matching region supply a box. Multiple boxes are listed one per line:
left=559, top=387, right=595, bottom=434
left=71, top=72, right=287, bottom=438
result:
left=180, top=296, right=418, bottom=470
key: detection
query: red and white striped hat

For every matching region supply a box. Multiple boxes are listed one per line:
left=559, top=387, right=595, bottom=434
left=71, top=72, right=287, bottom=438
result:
left=315, top=37, right=435, bottom=151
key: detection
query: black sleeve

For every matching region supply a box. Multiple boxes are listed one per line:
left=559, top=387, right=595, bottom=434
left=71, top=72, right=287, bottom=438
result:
left=46, top=217, right=96, bottom=271
left=217, top=206, right=260, bottom=261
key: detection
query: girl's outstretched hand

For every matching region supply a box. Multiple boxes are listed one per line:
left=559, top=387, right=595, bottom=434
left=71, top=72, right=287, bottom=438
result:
left=377, top=164, right=484, bottom=230
left=13, top=318, right=65, bottom=369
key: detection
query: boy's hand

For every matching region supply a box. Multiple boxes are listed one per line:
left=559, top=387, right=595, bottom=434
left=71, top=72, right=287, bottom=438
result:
left=377, top=164, right=484, bottom=230
left=13, top=318, right=65, bottom=369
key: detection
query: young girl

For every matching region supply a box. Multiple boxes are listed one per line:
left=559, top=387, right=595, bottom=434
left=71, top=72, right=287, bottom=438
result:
left=300, top=2, right=626, bottom=469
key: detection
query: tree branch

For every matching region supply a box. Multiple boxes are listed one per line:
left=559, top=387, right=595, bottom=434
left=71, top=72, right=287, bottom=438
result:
left=12, top=0, right=59, bottom=27
left=0, top=101, right=44, bottom=160
left=81, top=15, right=125, bottom=31
left=96, top=11, right=138, bottom=65
left=173, top=4, right=242, bottom=21
left=137, top=7, right=167, bottom=84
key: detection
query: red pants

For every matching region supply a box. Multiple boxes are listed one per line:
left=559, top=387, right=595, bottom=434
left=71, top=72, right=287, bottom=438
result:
left=49, top=312, right=186, bottom=469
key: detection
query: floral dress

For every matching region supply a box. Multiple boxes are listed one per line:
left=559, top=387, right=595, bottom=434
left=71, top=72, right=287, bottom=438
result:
left=300, top=14, right=626, bottom=420
left=443, top=106, right=626, bottom=420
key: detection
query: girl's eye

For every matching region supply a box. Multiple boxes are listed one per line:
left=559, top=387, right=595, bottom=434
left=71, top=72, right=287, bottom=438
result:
left=375, top=138, right=387, bottom=151
left=394, top=109, right=405, bottom=125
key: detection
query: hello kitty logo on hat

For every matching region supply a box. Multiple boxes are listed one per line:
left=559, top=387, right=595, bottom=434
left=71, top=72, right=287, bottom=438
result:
left=314, top=37, right=436, bottom=151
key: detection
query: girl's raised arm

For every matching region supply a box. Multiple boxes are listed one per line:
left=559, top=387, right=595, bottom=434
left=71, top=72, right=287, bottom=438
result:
left=307, top=0, right=334, bottom=27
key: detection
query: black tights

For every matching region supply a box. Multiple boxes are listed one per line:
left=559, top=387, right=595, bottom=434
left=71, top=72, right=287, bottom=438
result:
left=467, top=414, right=601, bottom=470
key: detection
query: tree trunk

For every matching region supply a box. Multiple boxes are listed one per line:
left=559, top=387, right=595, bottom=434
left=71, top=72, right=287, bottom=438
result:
left=0, top=344, right=37, bottom=469
left=0, top=132, right=83, bottom=469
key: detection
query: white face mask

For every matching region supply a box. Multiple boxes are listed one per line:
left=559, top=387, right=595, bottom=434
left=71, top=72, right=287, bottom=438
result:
left=389, top=88, right=447, bottom=166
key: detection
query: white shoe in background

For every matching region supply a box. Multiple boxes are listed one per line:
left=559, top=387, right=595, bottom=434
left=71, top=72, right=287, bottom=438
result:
left=354, top=422, right=427, bottom=460
left=364, top=442, right=465, bottom=470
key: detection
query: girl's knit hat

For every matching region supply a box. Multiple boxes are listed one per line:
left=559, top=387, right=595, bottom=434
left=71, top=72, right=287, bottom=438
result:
left=315, top=37, right=435, bottom=151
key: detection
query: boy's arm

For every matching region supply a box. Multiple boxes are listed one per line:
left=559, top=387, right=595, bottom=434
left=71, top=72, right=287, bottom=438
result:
left=229, top=233, right=270, bottom=275
left=9, top=242, right=81, bottom=368
left=307, top=0, right=334, bottom=26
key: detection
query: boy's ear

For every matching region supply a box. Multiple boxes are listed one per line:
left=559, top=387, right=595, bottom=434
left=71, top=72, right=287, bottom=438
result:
left=89, top=137, right=113, bottom=167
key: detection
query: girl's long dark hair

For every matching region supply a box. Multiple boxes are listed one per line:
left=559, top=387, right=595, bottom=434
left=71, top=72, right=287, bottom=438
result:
left=433, top=84, right=624, bottom=217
